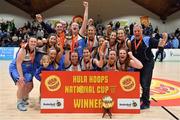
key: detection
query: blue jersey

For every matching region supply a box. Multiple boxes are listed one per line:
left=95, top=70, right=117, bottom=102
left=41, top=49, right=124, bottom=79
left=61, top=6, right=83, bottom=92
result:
left=34, top=47, right=47, bottom=71
left=9, top=48, right=35, bottom=83
left=34, top=63, right=56, bottom=81
left=58, top=54, right=65, bottom=71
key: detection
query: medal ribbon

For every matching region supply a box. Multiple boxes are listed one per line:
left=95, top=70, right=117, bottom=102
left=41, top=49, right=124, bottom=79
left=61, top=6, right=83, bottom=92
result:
left=134, top=36, right=143, bottom=51
left=71, top=35, right=78, bottom=52
left=57, top=32, right=66, bottom=47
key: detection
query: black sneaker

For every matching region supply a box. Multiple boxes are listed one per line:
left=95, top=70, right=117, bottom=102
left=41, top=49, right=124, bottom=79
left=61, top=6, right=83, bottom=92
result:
left=140, top=104, right=150, bottom=110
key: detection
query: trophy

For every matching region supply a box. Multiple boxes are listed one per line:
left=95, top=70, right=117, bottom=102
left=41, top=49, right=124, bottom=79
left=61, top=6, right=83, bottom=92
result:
left=63, top=31, right=72, bottom=51
left=102, top=96, right=114, bottom=119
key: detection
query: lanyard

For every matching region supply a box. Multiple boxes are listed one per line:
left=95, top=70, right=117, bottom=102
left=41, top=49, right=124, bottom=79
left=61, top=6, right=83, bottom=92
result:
left=57, top=32, right=66, bottom=47
left=134, top=36, right=143, bottom=51
left=88, top=38, right=95, bottom=52
left=84, top=59, right=90, bottom=70
left=108, top=62, right=116, bottom=71
left=71, top=35, right=78, bottom=52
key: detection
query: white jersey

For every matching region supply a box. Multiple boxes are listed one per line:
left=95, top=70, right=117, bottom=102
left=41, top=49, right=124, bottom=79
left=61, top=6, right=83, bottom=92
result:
left=66, top=64, right=81, bottom=71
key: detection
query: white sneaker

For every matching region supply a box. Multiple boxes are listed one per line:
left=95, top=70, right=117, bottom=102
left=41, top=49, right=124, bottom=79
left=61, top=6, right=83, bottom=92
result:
left=17, top=101, right=27, bottom=111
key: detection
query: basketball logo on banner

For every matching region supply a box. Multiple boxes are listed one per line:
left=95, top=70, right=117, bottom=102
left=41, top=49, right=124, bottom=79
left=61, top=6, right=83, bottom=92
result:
left=45, top=75, right=61, bottom=92
left=120, top=75, right=136, bottom=92
left=41, top=72, right=140, bottom=113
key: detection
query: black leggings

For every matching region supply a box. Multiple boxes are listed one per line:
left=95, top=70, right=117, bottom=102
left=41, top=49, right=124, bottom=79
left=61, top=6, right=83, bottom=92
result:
left=155, top=47, right=164, bottom=62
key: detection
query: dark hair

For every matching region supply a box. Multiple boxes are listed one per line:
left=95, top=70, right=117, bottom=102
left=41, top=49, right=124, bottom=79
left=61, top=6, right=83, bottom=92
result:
left=115, top=21, right=120, bottom=29
left=47, top=33, right=57, bottom=47
left=23, top=37, right=37, bottom=53
left=47, top=33, right=57, bottom=39
left=83, top=47, right=90, bottom=52
left=107, top=49, right=116, bottom=57
left=69, top=50, right=79, bottom=61
left=108, top=21, right=113, bottom=27
left=118, top=48, right=130, bottom=71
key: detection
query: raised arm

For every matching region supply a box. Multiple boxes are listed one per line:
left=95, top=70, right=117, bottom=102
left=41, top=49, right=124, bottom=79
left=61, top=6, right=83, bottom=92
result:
left=150, top=32, right=168, bottom=48
left=55, top=44, right=64, bottom=63
left=128, top=51, right=143, bottom=69
left=101, top=40, right=108, bottom=53
left=93, top=50, right=104, bottom=68
left=36, top=14, right=55, bottom=33
left=126, top=39, right=132, bottom=51
left=79, top=1, right=88, bottom=36
left=64, top=50, right=71, bottom=68
left=159, top=32, right=168, bottom=47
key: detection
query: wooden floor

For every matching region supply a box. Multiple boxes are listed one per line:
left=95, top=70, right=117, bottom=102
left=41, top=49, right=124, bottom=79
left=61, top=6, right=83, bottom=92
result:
left=0, top=61, right=179, bottom=120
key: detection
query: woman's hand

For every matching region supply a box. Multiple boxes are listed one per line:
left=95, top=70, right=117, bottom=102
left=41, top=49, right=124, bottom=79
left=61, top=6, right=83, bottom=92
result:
left=128, top=51, right=133, bottom=58
left=36, top=14, right=43, bottom=23
left=18, top=76, right=25, bottom=86
left=83, top=1, right=88, bottom=8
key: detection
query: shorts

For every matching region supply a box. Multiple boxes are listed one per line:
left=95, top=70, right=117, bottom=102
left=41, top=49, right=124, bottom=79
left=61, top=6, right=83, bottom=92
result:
left=10, top=69, right=33, bottom=84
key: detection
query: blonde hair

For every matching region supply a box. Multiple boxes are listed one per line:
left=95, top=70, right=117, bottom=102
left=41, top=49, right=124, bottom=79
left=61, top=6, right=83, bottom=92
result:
left=40, top=55, right=51, bottom=65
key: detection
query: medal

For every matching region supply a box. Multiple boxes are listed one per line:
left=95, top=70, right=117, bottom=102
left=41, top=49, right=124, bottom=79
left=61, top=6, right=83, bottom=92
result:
left=134, top=36, right=143, bottom=54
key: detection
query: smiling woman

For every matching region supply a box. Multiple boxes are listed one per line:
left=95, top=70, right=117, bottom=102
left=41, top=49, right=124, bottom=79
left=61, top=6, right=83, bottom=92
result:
left=117, top=48, right=143, bottom=71
left=1, top=61, right=180, bottom=119
left=9, top=37, right=37, bottom=111
left=1, top=0, right=180, bottom=119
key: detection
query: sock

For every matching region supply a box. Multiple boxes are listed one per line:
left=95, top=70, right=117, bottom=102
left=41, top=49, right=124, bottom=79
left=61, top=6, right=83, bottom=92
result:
left=17, top=99, right=23, bottom=104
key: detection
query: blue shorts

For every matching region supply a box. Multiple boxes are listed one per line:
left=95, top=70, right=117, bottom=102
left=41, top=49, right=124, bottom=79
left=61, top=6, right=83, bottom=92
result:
left=10, top=69, right=33, bottom=84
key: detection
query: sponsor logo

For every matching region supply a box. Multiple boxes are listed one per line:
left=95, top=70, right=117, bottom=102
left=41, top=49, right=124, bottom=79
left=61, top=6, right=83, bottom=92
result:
left=41, top=98, right=64, bottom=109
left=117, top=99, right=140, bottom=109
left=45, top=75, right=61, bottom=92
left=120, top=75, right=136, bottom=92
left=0, top=47, right=14, bottom=60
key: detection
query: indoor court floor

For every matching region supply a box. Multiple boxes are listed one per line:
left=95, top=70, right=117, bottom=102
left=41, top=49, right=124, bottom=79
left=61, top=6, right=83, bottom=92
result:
left=0, top=60, right=179, bottom=120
